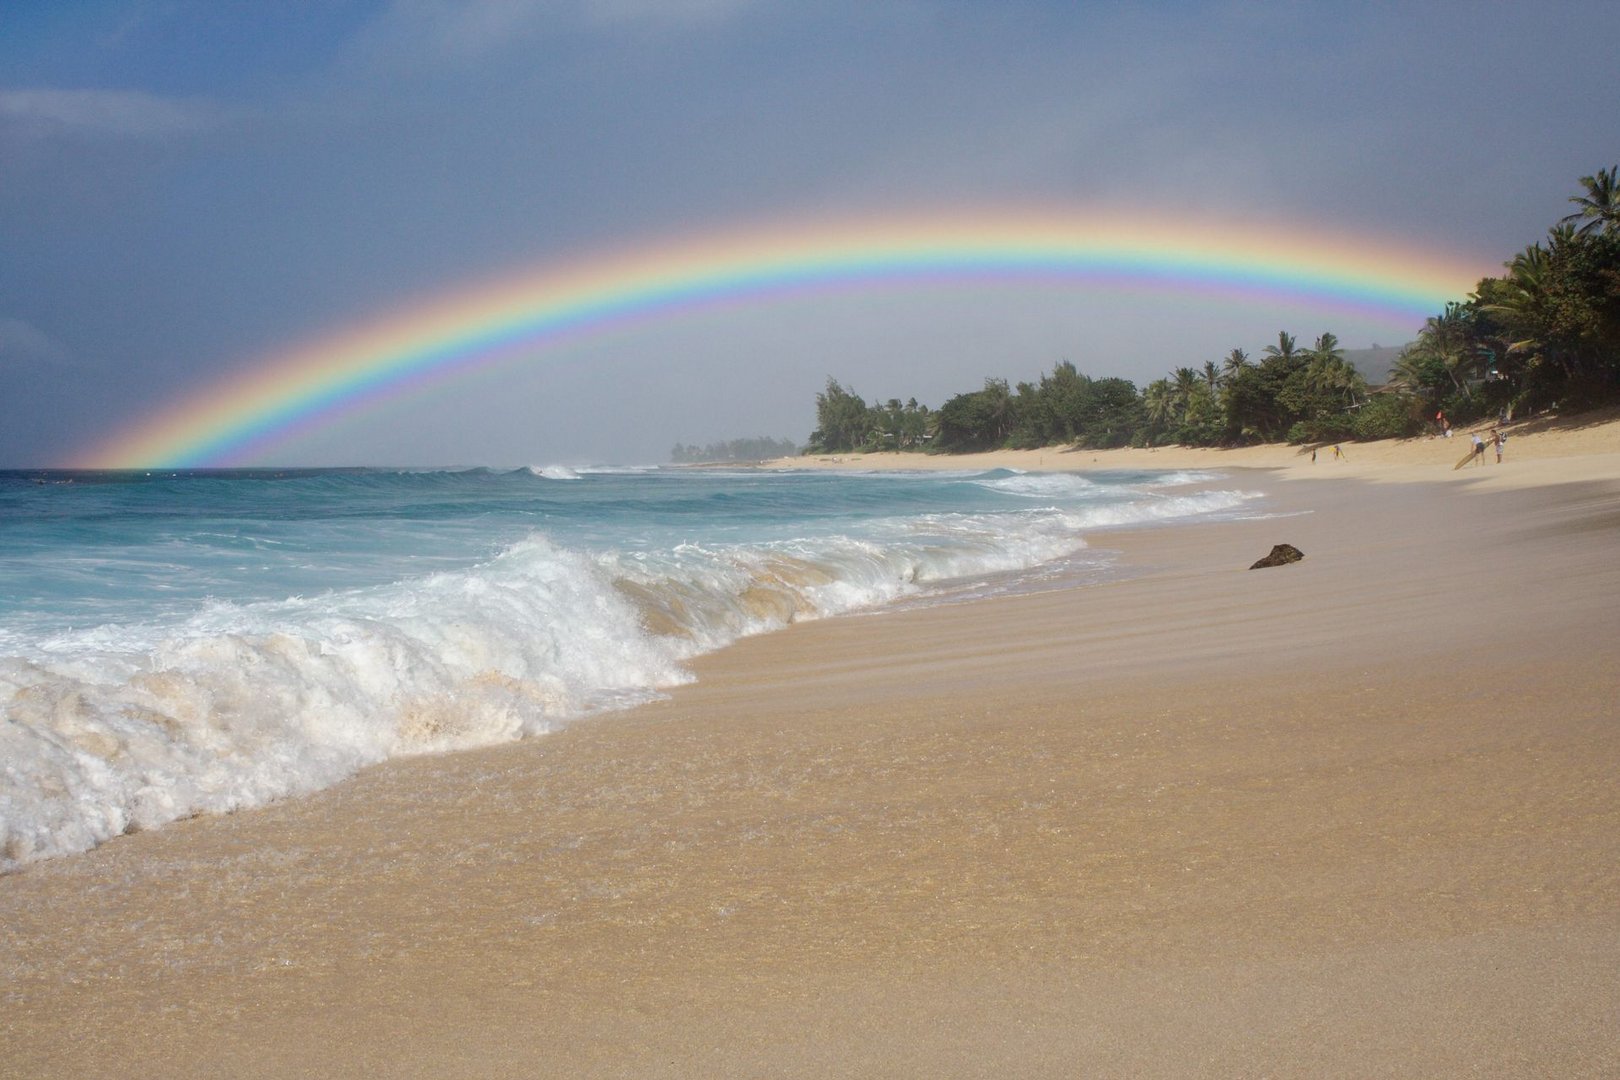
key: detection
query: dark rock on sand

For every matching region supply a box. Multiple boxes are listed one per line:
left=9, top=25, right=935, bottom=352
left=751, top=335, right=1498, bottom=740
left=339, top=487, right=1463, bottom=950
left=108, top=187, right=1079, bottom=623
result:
left=1250, top=543, right=1304, bottom=569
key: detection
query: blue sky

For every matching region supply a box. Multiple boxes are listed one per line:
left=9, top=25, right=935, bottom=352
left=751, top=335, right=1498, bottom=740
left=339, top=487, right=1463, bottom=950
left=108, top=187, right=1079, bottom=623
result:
left=3, top=1, right=1617, bottom=465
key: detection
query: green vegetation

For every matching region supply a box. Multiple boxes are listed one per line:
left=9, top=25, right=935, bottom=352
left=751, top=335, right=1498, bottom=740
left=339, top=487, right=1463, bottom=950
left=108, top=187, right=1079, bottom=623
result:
left=806, top=169, right=1620, bottom=455
left=670, top=436, right=800, bottom=463
left=807, top=385, right=936, bottom=453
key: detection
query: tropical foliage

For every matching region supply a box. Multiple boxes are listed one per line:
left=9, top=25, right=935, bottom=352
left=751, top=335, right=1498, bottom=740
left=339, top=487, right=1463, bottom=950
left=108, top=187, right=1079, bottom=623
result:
left=804, top=379, right=937, bottom=454
left=670, top=436, right=800, bottom=463
left=801, top=169, right=1619, bottom=456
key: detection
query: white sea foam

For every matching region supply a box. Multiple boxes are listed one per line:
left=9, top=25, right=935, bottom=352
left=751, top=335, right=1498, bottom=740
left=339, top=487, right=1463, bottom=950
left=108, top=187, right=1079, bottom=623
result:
left=529, top=464, right=583, bottom=480
left=0, top=477, right=1259, bottom=872
left=1139, top=469, right=1223, bottom=487
left=0, top=536, right=694, bottom=870
left=974, top=471, right=1100, bottom=498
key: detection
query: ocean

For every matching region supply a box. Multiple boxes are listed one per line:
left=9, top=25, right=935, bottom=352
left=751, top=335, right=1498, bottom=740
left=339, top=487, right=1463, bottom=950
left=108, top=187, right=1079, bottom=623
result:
left=0, top=464, right=1261, bottom=870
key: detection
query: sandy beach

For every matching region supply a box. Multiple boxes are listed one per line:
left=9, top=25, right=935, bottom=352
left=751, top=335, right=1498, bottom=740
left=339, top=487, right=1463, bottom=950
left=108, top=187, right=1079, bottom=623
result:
left=767, top=405, right=1620, bottom=489
left=5, top=416, right=1620, bottom=1078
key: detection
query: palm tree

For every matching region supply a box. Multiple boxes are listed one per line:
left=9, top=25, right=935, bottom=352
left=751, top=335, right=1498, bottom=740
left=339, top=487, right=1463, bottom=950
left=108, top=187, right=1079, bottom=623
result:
left=1414, top=303, right=1485, bottom=400
left=1262, top=331, right=1300, bottom=367
left=1172, top=366, right=1201, bottom=420
left=1561, top=166, right=1620, bottom=237
left=1301, top=333, right=1354, bottom=405
left=1201, top=360, right=1221, bottom=391
left=1478, top=223, right=1614, bottom=389
left=1221, top=348, right=1250, bottom=381
left=1143, top=379, right=1174, bottom=431
left=1479, top=242, right=1551, bottom=357
left=1305, top=353, right=1365, bottom=409
left=981, top=378, right=1012, bottom=442
left=1387, top=345, right=1431, bottom=397
left=1309, top=332, right=1344, bottom=364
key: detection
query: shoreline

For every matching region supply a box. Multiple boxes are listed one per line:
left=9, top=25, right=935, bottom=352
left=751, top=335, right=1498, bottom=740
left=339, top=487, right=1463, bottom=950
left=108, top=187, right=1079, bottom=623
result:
left=5, top=453, right=1620, bottom=1076
left=758, top=404, right=1620, bottom=490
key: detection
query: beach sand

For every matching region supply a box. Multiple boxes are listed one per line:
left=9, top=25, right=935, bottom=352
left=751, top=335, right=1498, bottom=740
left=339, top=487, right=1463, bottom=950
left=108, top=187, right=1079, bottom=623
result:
left=767, top=405, right=1620, bottom=489
left=5, top=417, right=1620, bottom=1078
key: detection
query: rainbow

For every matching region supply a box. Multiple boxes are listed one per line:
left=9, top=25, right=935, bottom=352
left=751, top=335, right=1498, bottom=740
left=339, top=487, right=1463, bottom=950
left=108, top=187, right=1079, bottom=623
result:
left=76, top=209, right=1489, bottom=468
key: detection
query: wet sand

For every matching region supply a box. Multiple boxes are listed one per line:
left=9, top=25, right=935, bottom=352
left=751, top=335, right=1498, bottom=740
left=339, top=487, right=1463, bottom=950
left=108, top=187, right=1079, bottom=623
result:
left=4, top=453, right=1620, bottom=1076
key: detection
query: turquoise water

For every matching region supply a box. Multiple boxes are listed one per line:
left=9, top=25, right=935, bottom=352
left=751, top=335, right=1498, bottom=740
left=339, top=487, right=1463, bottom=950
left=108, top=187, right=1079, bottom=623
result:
left=0, top=464, right=1261, bottom=869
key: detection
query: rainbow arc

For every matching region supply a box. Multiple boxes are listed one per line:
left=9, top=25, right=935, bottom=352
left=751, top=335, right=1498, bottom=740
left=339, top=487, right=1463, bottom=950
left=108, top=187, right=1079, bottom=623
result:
left=76, top=210, right=1489, bottom=468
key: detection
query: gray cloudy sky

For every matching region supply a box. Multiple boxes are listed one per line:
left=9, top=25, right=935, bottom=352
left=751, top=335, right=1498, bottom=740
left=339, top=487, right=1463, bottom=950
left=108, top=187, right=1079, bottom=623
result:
left=2, top=1, right=1616, bottom=466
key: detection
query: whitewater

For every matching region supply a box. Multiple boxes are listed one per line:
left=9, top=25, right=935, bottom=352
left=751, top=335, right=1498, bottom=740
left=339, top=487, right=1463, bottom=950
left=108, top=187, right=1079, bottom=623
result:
left=0, top=465, right=1262, bottom=870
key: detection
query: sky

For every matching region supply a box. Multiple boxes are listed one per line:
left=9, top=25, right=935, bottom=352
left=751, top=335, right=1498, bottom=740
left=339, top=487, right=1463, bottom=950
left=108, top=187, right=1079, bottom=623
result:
left=2, top=0, right=1617, bottom=467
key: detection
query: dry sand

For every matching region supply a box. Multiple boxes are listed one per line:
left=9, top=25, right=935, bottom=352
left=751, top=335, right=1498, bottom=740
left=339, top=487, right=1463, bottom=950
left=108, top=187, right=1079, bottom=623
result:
left=768, top=404, right=1620, bottom=490
left=5, top=415, right=1620, bottom=1078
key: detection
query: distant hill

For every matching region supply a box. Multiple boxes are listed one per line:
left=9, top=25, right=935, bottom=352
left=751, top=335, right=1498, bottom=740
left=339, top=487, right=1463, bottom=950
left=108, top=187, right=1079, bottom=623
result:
left=1344, top=344, right=1409, bottom=386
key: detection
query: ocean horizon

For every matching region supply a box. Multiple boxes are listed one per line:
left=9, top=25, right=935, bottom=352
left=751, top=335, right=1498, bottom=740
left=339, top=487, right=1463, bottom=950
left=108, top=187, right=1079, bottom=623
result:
left=0, top=464, right=1263, bottom=870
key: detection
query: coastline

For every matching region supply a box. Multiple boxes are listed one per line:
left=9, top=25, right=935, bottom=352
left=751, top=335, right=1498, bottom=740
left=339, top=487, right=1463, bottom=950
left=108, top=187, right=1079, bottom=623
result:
left=5, top=435, right=1620, bottom=1076
left=761, top=404, right=1620, bottom=491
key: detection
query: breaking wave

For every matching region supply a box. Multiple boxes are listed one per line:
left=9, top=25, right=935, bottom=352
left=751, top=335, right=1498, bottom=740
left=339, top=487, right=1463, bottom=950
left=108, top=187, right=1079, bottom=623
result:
left=0, top=468, right=1256, bottom=870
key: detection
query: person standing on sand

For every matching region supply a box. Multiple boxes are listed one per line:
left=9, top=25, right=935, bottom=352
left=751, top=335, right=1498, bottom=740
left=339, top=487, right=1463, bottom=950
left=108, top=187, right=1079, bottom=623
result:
left=1493, top=428, right=1506, bottom=464
left=1471, top=433, right=1486, bottom=465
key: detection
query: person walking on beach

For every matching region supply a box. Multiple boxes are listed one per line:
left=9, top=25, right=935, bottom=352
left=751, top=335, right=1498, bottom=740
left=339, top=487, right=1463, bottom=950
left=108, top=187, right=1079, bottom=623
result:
left=1493, top=427, right=1506, bottom=464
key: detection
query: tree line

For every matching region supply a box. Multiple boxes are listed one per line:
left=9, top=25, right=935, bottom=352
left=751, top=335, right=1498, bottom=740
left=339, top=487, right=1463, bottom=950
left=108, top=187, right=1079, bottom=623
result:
left=807, top=168, right=1620, bottom=455
left=670, top=436, right=801, bottom=463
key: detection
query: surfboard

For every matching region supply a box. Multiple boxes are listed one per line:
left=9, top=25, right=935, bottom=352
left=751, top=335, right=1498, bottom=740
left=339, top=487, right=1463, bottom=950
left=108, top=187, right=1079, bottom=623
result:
left=1454, top=445, right=1483, bottom=470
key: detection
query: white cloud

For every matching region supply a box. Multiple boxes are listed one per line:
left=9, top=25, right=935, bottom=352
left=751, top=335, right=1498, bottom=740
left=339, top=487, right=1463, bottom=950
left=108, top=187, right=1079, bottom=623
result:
left=351, top=0, right=761, bottom=70
left=582, top=0, right=762, bottom=28
left=0, top=89, right=220, bottom=139
left=392, top=0, right=555, bottom=56
left=0, top=318, right=75, bottom=369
